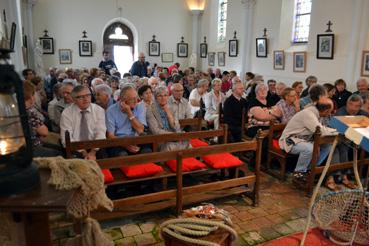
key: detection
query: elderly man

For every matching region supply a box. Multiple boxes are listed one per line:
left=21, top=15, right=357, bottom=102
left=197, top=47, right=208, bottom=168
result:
left=279, top=97, right=339, bottom=187
left=53, top=82, right=74, bottom=132
left=300, top=75, right=318, bottom=98
left=168, top=83, right=193, bottom=120
left=98, top=50, right=117, bottom=75
left=353, top=78, right=369, bottom=95
left=148, top=76, right=159, bottom=90
left=223, top=82, right=248, bottom=142
left=106, top=85, right=150, bottom=156
left=60, top=85, right=106, bottom=160
left=130, top=52, right=148, bottom=77
left=95, top=84, right=115, bottom=110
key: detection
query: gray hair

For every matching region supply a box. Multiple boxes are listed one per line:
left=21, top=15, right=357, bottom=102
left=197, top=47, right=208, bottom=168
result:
left=119, top=79, right=134, bottom=90
left=255, top=83, right=268, bottom=94
left=91, top=78, right=104, bottom=88
left=148, top=76, right=158, bottom=85
left=71, top=85, right=89, bottom=98
left=95, top=84, right=112, bottom=96
left=305, top=75, right=317, bottom=86
left=197, top=79, right=209, bottom=88
left=211, top=78, right=222, bottom=86
left=231, top=81, right=243, bottom=91
left=154, top=86, right=169, bottom=98
left=119, top=84, right=136, bottom=99
left=348, top=94, right=363, bottom=105
left=171, top=82, right=183, bottom=91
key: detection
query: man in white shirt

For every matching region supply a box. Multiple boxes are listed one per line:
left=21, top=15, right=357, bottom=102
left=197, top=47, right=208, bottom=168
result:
left=168, top=83, right=193, bottom=120
left=188, top=79, right=209, bottom=117
left=60, top=85, right=106, bottom=160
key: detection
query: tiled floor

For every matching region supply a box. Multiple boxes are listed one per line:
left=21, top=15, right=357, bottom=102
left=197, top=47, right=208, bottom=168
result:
left=52, top=172, right=315, bottom=246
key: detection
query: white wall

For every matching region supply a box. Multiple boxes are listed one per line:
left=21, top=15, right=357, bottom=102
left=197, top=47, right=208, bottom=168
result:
left=32, top=0, right=193, bottom=72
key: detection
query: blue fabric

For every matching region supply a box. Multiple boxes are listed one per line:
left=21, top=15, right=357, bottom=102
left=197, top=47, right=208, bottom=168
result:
left=299, top=96, right=312, bottom=110
left=156, top=103, right=170, bottom=130
left=106, top=102, right=146, bottom=137
left=107, top=97, right=115, bottom=108
left=130, top=61, right=147, bottom=77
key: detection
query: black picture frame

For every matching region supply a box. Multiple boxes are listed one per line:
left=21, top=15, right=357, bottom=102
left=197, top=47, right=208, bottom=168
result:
left=208, top=52, right=215, bottom=66
left=317, top=34, right=334, bottom=59
left=149, top=41, right=160, bottom=56
left=361, top=50, right=369, bottom=77
left=229, top=39, right=238, bottom=57
left=256, top=38, right=267, bottom=58
left=200, top=43, right=207, bottom=58
left=177, top=42, right=188, bottom=58
left=218, top=52, right=226, bottom=66
left=79, top=40, right=92, bottom=57
left=39, top=37, right=54, bottom=54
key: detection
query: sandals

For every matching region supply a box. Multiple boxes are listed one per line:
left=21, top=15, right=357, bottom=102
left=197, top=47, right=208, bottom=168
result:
left=325, top=176, right=342, bottom=192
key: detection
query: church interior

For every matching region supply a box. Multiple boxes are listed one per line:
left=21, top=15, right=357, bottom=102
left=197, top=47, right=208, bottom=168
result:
left=1, top=0, right=369, bottom=245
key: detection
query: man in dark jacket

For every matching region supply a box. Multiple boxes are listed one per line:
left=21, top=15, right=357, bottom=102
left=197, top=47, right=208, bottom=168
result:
left=130, top=52, right=148, bottom=77
left=98, top=51, right=117, bottom=75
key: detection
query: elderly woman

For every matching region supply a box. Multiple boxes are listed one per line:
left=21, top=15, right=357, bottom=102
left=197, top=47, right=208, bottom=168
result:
left=205, top=78, right=224, bottom=130
left=138, top=85, right=153, bottom=108
left=146, top=86, right=189, bottom=151
left=273, top=87, right=299, bottom=123
left=189, top=79, right=209, bottom=117
left=247, top=83, right=278, bottom=138
left=292, top=81, right=304, bottom=99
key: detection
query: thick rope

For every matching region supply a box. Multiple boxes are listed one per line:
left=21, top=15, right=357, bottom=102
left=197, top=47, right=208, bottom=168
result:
left=160, top=218, right=237, bottom=246
left=300, top=136, right=339, bottom=246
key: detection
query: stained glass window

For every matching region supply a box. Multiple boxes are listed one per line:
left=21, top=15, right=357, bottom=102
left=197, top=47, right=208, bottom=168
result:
left=217, top=0, right=227, bottom=43
left=292, top=0, right=312, bottom=43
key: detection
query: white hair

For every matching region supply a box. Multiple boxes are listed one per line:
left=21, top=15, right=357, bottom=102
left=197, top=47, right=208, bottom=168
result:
left=91, top=78, right=104, bottom=88
left=95, top=84, right=112, bottom=96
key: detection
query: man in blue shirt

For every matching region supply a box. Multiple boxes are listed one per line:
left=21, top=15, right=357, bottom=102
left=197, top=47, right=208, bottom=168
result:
left=98, top=51, right=117, bottom=75
left=106, top=84, right=151, bottom=156
left=130, top=52, right=148, bottom=77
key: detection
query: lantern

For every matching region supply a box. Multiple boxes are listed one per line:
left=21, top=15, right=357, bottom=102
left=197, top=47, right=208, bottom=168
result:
left=0, top=48, right=39, bottom=196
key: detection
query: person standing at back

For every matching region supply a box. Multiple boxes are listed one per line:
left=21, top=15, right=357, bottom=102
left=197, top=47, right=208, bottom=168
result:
left=98, top=50, right=117, bottom=75
left=130, top=52, right=148, bottom=77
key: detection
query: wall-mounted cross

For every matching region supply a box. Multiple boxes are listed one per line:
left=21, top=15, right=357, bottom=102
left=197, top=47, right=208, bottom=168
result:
left=233, top=31, right=237, bottom=39
left=263, top=28, right=267, bottom=37
left=152, top=35, right=156, bottom=41
left=203, top=36, right=206, bottom=43
left=181, top=36, right=184, bottom=43
left=43, top=29, right=49, bottom=37
left=82, top=30, right=87, bottom=38
left=326, top=20, right=333, bottom=32
left=2, top=9, right=6, bottom=23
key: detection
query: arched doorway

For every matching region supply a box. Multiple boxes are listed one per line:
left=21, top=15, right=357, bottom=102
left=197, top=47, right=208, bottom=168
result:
left=103, top=22, right=134, bottom=74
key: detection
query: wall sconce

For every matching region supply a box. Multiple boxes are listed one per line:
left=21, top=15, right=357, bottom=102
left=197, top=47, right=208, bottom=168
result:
left=187, top=0, right=205, bottom=11
left=0, top=48, right=40, bottom=196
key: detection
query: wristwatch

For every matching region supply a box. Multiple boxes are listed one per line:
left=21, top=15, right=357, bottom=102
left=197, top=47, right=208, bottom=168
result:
left=129, top=115, right=135, bottom=121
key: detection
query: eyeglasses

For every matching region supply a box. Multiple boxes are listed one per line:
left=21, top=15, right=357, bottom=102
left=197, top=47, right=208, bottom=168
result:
left=75, top=94, right=91, bottom=100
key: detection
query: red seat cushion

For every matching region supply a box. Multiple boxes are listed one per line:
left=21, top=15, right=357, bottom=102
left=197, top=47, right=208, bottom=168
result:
left=101, top=169, right=114, bottom=184
left=272, top=139, right=281, bottom=150
left=166, top=158, right=207, bottom=172
left=120, top=163, right=164, bottom=178
left=202, top=153, right=243, bottom=169
left=190, top=139, right=209, bottom=148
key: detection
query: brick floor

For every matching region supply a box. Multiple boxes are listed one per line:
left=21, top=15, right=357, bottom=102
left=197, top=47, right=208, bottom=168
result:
left=51, top=172, right=316, bottom=246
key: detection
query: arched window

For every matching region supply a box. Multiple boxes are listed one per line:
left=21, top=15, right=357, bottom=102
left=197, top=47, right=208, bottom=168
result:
left=292, top=0, right=312, bottom=43
left=103, top=22, right=134, bottom=74
left=217, top=0, right=228, bottom=43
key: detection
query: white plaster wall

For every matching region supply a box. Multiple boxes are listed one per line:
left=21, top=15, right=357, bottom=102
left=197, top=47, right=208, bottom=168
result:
left=32, top=0, right=193, bottom=72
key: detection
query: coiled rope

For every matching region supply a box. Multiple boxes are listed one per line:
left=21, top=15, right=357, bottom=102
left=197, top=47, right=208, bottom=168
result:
left=160, top=218, right=238, bottom=246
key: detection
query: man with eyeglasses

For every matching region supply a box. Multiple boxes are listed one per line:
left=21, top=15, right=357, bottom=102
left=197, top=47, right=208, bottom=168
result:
left=53, top=82, right=75, bottom=132
left=60, top=85, right=106, bottom=160
left=106, top=84, right=151, bottom=156
left=168, top=83, right=193, bottom=120
left=130, top=52, right=148, bottom=77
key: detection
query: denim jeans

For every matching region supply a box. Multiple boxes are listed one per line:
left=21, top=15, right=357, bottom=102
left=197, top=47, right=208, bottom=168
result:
left=290, top=142, right=340, bottom=173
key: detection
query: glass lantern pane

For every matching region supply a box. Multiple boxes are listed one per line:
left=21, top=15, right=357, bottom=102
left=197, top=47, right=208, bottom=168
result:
left=0, top=93, right=25, bottom=155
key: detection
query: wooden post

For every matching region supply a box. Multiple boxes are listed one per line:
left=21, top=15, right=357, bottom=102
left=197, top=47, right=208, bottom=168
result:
left=254, top=130, right=263, bottom=206
left=175, top=152, right=183, bottom=216
left=307, top=126, right=321, bottom=196
left=65, top=131, right=72, bottom=158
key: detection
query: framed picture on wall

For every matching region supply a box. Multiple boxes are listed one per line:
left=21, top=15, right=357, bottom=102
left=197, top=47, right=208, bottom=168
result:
left=208, top=52, right=215, bottom=66
left=149, top=41, right=160, bottom=56
left=39, top=37, right=54, bottom=54
left=161, top=53, right=173, bottom=63
left=59, top=49, right=72, bottom=64
left=273, top=50, right=284, bottom=70
left=293, top=51, right=306, bottom=72
left=79, top=40, right=92, bottom=57
left=317, top=34, right=334, bottom=59
left=256, top=38, right=267, bottom=57
left=177, top=43, right=188, bottom=57
left=218, top=52, right=226, bottom=66
left=229, top=39, right=238, bottom=57
left=361, top=51, right=369, bottom=77
left=200, top=43, right=207, bottom=58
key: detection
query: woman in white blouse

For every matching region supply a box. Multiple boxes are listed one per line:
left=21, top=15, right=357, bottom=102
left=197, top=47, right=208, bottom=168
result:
left=204, top=78, right=225, bottom=130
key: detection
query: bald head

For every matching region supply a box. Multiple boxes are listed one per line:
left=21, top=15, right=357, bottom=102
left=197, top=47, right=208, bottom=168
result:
left=138, top=52, right=145, bottom=63
left=356, top=78, right=368, bottom=94
left=171, top=83, right=184, bottom=101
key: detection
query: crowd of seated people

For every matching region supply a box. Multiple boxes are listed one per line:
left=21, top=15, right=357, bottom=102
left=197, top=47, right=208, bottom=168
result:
left=21, top=53, right=369, bottom=191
